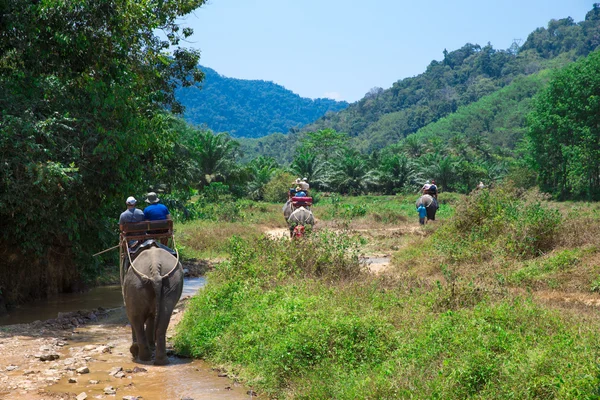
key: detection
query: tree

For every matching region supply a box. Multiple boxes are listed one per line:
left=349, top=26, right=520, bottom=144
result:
left=528, top=50, right=600, bottom=199
left=330, top=150, right=376, bottom=195
left=246, top=157, right=278, bottom=200
left=290, top=149, right=329, bottom=190
left=376, top=152, right=421, bottom=194
left=0, top=0, right=207, bottom=301
left=184, top=131, right=241, bottom=187
left=298, top=129, right=348, bottom=161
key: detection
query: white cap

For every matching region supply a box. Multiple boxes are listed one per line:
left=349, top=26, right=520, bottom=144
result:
left=126, top=196, right=137, bottom=205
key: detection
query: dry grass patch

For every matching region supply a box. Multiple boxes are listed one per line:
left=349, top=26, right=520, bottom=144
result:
left=176, top=220, right=265, bottom=259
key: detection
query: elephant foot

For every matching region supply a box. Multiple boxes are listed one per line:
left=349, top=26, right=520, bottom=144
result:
left=134, top=345, right=152, bottom=362
left=130, top=343, right=139, bottom=358
left=154, top=356, right=169, bottom=366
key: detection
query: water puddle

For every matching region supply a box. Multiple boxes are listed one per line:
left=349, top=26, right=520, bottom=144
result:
left=45, top=319, right=252, bottom=399
left=0, top=278, right=207, bottom=326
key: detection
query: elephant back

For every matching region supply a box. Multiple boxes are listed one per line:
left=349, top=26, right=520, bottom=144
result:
left=288, top=207, right=315, bottom=226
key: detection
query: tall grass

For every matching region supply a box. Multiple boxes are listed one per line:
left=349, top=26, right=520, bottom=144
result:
left=175, top=230, right=600, bottom=399
left=433, top=185, right=563, bottom=263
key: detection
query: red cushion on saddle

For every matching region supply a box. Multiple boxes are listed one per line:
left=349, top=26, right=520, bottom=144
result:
left=292, top=196, right=312, bottom=207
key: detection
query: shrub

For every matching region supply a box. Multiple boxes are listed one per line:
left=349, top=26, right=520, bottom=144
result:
left=263, top=171, right=296, bottom=203
left=435, top=183, right=563, bottom=261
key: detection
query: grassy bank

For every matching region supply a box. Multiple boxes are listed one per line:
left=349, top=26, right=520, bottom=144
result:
left=174, top=188, right=600, bottom=398
left=174, top=231, right=600, bottom=399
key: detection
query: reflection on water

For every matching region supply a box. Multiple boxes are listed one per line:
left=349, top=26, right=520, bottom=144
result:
left=0, top=277, right=206, bottom=326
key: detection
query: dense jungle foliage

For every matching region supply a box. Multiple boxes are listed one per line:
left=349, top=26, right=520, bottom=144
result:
left=0, top=0, right=207, bottom=301
left=176, top=66, right=348, bottom=138
left=2, top=2, right=600, bottom=306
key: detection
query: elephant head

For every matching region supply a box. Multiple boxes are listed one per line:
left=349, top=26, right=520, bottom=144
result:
left=416, top=194, right=439, bottom=221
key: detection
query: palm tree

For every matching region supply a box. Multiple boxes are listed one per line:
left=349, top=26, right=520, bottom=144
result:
left=246, top=157, right=278, bottom=200
left=290, top=150, right=330, bottom=189
left=184, top=130, right=241, bottom=187
left=402, top=135, right=424, bottom=158
left=330, top=150, right=376, bottom=195
left=376, top=152, right=421, bottom=194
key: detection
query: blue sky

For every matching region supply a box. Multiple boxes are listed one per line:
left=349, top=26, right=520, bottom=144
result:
left=179, top=0, right=593, bottom=102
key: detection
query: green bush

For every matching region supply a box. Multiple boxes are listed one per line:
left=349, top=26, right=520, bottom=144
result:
left=175, top=232, right=600, bottom=398
left=435, top=184, right=563, bottom=261
left=263, top=171, right=296, bottom=203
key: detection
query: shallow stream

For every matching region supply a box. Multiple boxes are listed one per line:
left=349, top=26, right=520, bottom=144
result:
left=0, top=277, right=207, bottom=326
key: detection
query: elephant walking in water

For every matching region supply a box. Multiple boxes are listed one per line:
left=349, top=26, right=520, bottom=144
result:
left=416, top=194, right=439, bottom=221
left=122, top=245, right=183, bottom=365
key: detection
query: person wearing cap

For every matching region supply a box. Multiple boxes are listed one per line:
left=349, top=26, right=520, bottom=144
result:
left=119, top=196, right=145, bottom=232
left=429, top=180, right=438, bottom=198
left=421, top=180, right=431, bottom=195
left=143, top=192, right=171, bottom=221
left=299, top=178, right=310, bottom=192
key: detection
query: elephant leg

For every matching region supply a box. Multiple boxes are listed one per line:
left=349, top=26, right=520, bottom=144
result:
left=129, top=315, right=152, bottom=362
left=153, top=294, right=179, bottom=365
left=129, top=327, right=139, bottom=359
left=426, top=207, right=436, bottom=221
left=145, top=315, right=156, bottom=350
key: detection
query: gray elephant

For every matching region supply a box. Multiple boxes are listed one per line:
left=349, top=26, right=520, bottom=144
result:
left=416, top=194, right=439, bottom=221
left=282, top=199, right=293, bottom=220
left=287, top=206, right=315, bottom=238
left=122, top=245, right=183, bottom=365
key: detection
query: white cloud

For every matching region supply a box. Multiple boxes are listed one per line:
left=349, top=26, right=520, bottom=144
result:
left=323, top=91, right=344, bottom=101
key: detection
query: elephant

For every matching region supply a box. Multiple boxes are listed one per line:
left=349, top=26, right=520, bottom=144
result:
left=287, top=206, right=315, bottom=238
left=416, top=194, right=439, bottom=221
left=282, top=199, right=293, bottom=220
left=122, top=244, right=183, bottom=365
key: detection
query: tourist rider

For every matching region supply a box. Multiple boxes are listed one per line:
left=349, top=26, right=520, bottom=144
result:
left=428, top=180, right=438, bottom=199
left=299, top=178, right=310, bottom=195
left=143, top=192, right=171, bottom=221
left=119, top=196, right=145, bottom=247
left=143, top=192, right=171, bottom=245
left=119, top=196, right=145, bottom=233
left=421, top=180, right=431, bottom=195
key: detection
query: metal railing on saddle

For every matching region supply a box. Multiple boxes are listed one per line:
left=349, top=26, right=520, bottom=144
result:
left=118, top=220, right=180, bottom=298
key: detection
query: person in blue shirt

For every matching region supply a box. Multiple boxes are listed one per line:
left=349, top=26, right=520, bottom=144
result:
left=143, top=192, right=171, bottom=245
left=143, top=192, right=171, bottom=221
left=417, top=204, right=427, bottom=225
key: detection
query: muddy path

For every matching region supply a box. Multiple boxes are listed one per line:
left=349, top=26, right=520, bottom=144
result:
left=0, top=300, right=255, bottom=400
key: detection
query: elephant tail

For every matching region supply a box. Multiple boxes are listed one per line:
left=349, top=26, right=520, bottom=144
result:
left=152, top=276, right=163, bottom=339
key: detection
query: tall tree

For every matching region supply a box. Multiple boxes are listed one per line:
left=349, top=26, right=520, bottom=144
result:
left=528, top=50, right=600, bottom=199
left=0, top=0, right=207, bottom=301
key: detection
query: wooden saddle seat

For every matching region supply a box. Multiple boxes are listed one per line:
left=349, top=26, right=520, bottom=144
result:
left=120, top=220, right=174, bottom=242
left=291, top=196, right=313, bottom=208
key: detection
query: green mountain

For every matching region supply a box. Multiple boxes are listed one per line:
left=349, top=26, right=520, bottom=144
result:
left=302, top=6, right=600, bottom=152
left=239, top=5, right=600, bottom=162
left=176, top=66, right=349, bottom=138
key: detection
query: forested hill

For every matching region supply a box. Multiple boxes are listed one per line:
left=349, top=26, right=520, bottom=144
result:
left=175, top=66, right=349, bottom=138
left=302, top=5, right=600, bottom=152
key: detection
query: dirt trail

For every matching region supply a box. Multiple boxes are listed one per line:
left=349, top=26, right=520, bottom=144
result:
left=0, top=300, right=254, bottom=400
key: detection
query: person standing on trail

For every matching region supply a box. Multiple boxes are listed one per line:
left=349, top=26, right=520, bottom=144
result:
left=119, top=196, right=145, bottom=232
left=417, top=203, right=427, bottom=225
